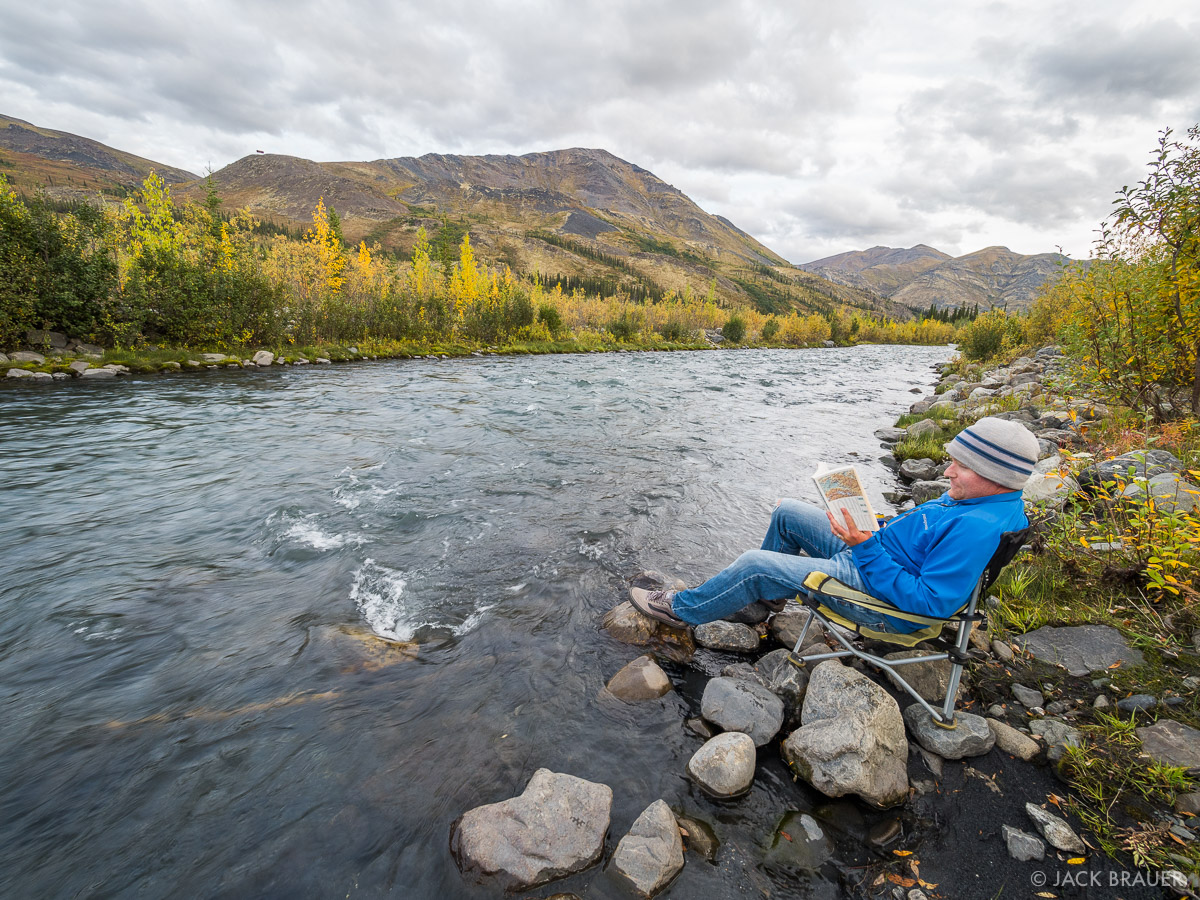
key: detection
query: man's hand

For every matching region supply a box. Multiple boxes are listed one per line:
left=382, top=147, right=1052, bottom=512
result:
left=828, top=508, right=872, bottom=547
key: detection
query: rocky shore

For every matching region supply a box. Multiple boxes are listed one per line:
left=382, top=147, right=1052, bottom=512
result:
left=450, top=347, right=1200, bottom=898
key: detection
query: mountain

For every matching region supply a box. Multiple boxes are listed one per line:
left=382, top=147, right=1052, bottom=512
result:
left=0, top=114, right=197, bottom=195
left=800, top=244, right=1070, bottom=311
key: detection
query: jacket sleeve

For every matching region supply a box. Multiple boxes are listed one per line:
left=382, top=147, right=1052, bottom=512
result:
left=850, top=516, right=1000, bottom=618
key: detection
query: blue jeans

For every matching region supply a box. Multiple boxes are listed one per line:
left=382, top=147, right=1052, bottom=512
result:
left=672, top=500, right=900, bottom=631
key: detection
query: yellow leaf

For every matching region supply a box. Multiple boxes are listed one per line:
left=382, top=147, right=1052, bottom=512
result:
left=893, top=850, right=913, bottom=856
left=1067, top=857, right=1086, bottom=864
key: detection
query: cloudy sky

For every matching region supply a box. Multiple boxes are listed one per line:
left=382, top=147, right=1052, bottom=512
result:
left=3, top=0, right=1199, bottom=263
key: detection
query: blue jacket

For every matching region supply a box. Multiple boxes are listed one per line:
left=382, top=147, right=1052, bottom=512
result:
left=851, top=491, right=1028, bottom=624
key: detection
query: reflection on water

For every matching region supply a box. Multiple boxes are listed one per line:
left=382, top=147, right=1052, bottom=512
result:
left=0, top=345, right=950, bottom=897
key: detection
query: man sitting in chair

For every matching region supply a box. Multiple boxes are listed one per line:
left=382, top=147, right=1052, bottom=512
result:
left=630, top=416, right=1037, bottom=633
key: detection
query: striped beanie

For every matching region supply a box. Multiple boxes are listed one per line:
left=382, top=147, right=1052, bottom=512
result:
left=946, top=417, right=1039, bottom=489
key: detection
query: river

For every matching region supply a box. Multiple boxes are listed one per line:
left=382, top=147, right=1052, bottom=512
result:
left=0, top=344, right=954, bottom=898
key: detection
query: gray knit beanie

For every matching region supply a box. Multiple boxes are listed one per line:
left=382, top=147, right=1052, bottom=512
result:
left=945, top=416, right=1039, bottom=490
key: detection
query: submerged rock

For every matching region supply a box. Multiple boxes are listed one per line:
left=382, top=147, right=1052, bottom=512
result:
left=694, top=620, right=760, bottom=652
left=763, top=811, right=833, bottom=871
left=781, top=661, right=908, bottom=808
left=450, top=769, right=612, bottom=891
left=610, top=799, right=684, bottom=897
left=606, top=655, right=672, bottom=702
left=602, top=601, right=695, bottom=662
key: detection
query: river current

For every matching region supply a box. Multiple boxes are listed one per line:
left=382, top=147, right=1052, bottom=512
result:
left=0, top=344, right=952, bottom=897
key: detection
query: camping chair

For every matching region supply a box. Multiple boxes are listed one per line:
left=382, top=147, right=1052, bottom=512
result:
left=787, top=528, right=1031, bottom=729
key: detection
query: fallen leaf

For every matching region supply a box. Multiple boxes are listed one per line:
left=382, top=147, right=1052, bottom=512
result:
left=886, top=875, right=916, bottom=887
left=919, top=880, right=938, bottom=889
left=1168, top=832, right=1187, bottom=846
left=678, top=827, right=689, bottom=837
left=872, top=874, right=886, bottom=887
left=892, top=850, right=913, bottom=857
left=1108, top=660, right=1122, bottom=669
left=1067, top=857, right=1086, bottom=864
left=1036, top=893, right=1057, bottom=898
left=780, top=831, right=792, bottom=842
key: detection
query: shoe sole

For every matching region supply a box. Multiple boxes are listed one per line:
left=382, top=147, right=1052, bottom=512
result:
left=629, top=587, right=688, bottom=629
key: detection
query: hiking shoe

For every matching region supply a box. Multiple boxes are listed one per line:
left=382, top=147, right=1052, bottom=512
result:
left=629, top=587, right=687, bottom=629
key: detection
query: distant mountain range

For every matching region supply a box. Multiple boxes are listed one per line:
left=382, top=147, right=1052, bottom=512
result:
left=799, top=244, right=1073, bottom=312
left=1, top=113, right=1071, bottom=318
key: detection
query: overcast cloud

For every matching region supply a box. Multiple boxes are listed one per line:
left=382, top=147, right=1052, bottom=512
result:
left=2, top=0, right=1198, bottom=262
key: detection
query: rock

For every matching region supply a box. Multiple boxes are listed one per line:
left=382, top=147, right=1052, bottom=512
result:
left=610, top=800, right=684, bottom=896
left=903, top=706, right=995, bottom=759
left=1079, top=449, right=1183, bottom=492
left=1132, top=473, right=1200, bottom=514
left=752, top=649, right=810, bottom=721
left=74, top=342, right=103, bottom=356
left=1116, top=694, right=1157, bottom=713
left=602, top=602, right=695, bottom=662
left=161, top=361, right=180, bottom=370
left=867, top=817, right=902, bottom=847
left=30, top=371, right=52, bottom=381
left=763, top=811, right=833, bottom=870
left=0, top=352, right=7, bottom=363
left=1002, top=824, right=1045, bottom=861
left=25, top=329, right=68, bottom=348
left=700, top=677, right=784, bottom=746
left=253, top=350, right=275, bottom=366
left=1023, top=467, right=1079, bottom=505
left=1045, top=699, right=1072, bottom=715
left=882, top=650, right=954, bottom=702
left=51, top=371, right=69, bottom=380
left=80, top=368, right=116, bottom=378
left=1025, top=802, right=1086, bottom=853
left=992, top=640, right=1015, bottom=662
left=685, top=716, right=715, bottom=739
left=9, top=350, right=45, bottom=363
left=910, top=480, right=950, bottom=504
left=449, top=769, right=612, bottom=891
left=899, top=458, right=939, bottom=482
left=200, top=352, right=226, bottom=362
left=875, top=426, right=907, bottom=443
left=988, top=718, right=1041, bottom=761
left=686, top=732, right=756, bottom=798
left=1011, top=683, right=1044, bottom=708
left=1029, top=718, right=1082, bottom=762
left=879, top=453, right=900, bottom=471
left=315, top=357, right=331, bottom=364
left=908, top=399, right=933, bottom=415
left=68, top=360, right=90, bottom=375
left=694, top=621, right=760, bottom=652
left=770, top=609, right=825, bottom=652
left=1175, top=792, right=1200, bottom=817
left=906, top=419, right=940, bottom=439
left=1018, top=624, right=1145, bottom=676
left=1093, top=695, right=1110, bottom=709
left=1136, top=720, right=1200, bottom=768
left=781, top=661, right=908, bottom=808
left=6, top=368, right=32, bottom=378
left=606, top=656, right=672, bottom=701
left=674, top=813, right=719, bottom=862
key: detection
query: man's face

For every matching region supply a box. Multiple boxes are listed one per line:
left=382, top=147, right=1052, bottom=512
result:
left=945, top=458, right=1008, bottom=500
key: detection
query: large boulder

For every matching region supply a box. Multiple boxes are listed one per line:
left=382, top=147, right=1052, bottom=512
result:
left=752, top=649, right=810, bottom=723
left=1078, top=449, right=1183, bottom=493
left=610, top=800, right=684, bottom=896
left=450, top=769, right=612, bottom=891
left=700, top=676, right=784, bottom=746
left=906, top=419, right=940, bottom=439
left=9, top=350, right=45, bottom=363
left=1122, top=472, right=1200, bottom=514
left=1018, top=624, right=1144, bottom=676
left=899, top=458, right=939, bottom=482
left=910, top=480, right=950, bottom=504
left=687, top=732, right=757, bottom=798
left=780, top=661, right=908, bottom=808
left=770, top=609, right=826, bottom=652
left=881, top=650, right=954, bottom=702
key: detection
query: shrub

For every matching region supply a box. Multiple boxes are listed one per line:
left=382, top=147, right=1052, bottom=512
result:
left=537, top=302, right=564, bottom=337
left=958, top=309, right=1024, bottom=361
left=760, top=317, right=780, bottom=341
left=722, top=314, right=746, bottom=343
left=659, top=320, right=694, bottom=342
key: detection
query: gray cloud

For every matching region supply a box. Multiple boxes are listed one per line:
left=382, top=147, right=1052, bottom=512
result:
left=1, top=0, right=1197, bottom=264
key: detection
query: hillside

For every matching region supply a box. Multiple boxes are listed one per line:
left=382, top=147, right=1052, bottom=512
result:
left=801, top=244, right=1071, bottom=311
left=0, top=114, right=197, bottom=195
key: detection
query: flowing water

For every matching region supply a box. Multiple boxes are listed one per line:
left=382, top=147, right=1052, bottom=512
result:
left=0, top=344, right=953, bottom=898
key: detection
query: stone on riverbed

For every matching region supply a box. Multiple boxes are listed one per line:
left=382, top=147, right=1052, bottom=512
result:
left=1002, top=824, right=1045, bottom=861
left=1017, top=624, right=1144, bottom=676
left=1136, top=720, right=1200, bottom=769
left=450, top=768, right=612, bottom=891
left=781, top=661, right=908, bottom=808
left=9, top=350, right=45, bottom=363
left=903, top=706, right=995, bottom=759
left=687, top=732, right=757, bottom=797
left=602, top=602, right=695, bottom=662
left=763, top=811, right=833, bottom=871
left=769, top=609, right=826, bottom=652
left=1025, top=802, right=1085, bottom=853
left=81, top=368, right=116, bottom=378
left=606, top=655, right=672, bottom=702
left=1029, top=717, right=1081, bottom=762
left=694, top=620, right=760, bottom=652
left=610, top=799, right=684, bottom=897
left=751, top=648, right=810, bottom=723
left=988, top=718, right=1041, bottom=761
left=701, top=676, right=784, bottom=746
left=882, top=650, right=954, bottom=702
left=910, top=479, right=951, bottom=504
left=252, top=350, right=275, bottom=366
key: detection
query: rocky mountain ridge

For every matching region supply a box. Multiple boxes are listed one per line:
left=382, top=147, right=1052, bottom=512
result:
left=800, top=244, right=1072, bottom=311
